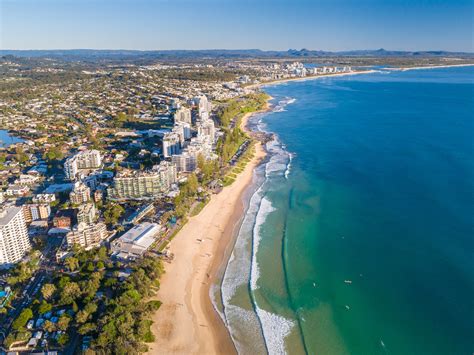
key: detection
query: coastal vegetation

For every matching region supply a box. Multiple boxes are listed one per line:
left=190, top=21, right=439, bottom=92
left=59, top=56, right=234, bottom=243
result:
left=6, top=253, right=41, bottom=286
left=216, top=92, right=269, bottom=128
left=223, top=143, right=257, bottom=186
left=216, top=92, right=268, bottom=166
left=4, top=247, right=164, bottom=353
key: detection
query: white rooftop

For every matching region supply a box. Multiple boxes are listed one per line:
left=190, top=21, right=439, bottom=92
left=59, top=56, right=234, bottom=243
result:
left=119, top=222, right=160, bottom=249
left=0, top=206, right=22, bottom=227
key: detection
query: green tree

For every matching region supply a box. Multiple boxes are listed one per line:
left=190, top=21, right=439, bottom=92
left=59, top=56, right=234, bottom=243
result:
left=12, top=308, right=33, bottom=330
left=57, top=314, right=71, bottom=331
left=38, top=300, right=52, bottom=315
left=58, top=275, right=71, bottom=289
left=41, top=283, right=56, bottom=300
left=64, top=256, right=79, bottom=272
left=104, top=203, right=125, bottom=225
left=59, top=282, right=80, bottom=305
left=78, top=322, right=97, bottom=335
left=80, top=272, right=102, bottom=299
left=57, top=333, right=69, bottom=346
left=76, top=303, right=97, bottom=324
left=97, top=246, right=108, bottom=261
left=42, top=146, right=63, bottom=162
left=43, top=320, right=56, bottom=333
left=14, top=146, right=29, bottom=164
left=86, top=262, right=95, bottom=272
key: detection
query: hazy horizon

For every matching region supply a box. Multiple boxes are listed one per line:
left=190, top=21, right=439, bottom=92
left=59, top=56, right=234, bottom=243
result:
left=1, top=47, right=473, bottom=53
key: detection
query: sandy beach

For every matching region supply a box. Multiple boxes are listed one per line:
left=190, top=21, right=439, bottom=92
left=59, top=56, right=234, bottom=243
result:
left=147, top=108, right=268, bottom=354
left=388, top=63, right=474, bottom=71
left=246, top=69, right=377, bottom=90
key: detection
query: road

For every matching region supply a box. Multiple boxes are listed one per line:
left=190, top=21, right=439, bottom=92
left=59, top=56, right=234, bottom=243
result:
left=0, top=236, right=62, bottom=345
left=3, top=270, right=48, bottom=334
left=229, top=139, right=250, bottom=166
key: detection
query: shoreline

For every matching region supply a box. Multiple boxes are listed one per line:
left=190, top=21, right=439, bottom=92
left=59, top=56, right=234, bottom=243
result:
left=247, top=63, right=474, bottom=90
left=388, top=63, right=474, bottom=71
left=247, top=69, right=377, bottom=90
left=147, top=62, right=473, bottom=354
left=147, top=105, right=270, bottom=354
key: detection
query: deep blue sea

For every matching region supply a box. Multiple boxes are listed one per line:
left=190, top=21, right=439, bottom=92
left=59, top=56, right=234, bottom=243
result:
left=219, top=67, right=474, bottom=355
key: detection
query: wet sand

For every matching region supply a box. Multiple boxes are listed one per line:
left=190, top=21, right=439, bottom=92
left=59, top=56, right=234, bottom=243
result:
left=147, top=108, right=268, bottom=355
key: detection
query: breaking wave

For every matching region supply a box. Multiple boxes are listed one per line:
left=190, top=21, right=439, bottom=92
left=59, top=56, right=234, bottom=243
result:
left=218, top=99, right=296, bottom=355
left=272, top=97, right=296, bottom=112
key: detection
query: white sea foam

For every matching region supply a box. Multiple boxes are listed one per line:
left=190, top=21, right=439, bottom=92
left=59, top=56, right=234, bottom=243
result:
left=220, top=175, right=268, bottom=354
left=226, top=306, right=266, bottom=354
left=210, top=282, right=227, bottom=325
left=284, top=153, right=293, bottom=179
left=250, top=197, right=276, bottom=290
left=272, top=97, right=296, bottom=113
left=265, top=137, right=292, bottom=178
left=221, top=187, right=264, bottom=304
left=219, top=106, right=296, bottom=354
left=249, top=196, right=295, bottom=355
left=265, top=156, right=288, bottom=177
left=255, top=307, right=295, bottom=355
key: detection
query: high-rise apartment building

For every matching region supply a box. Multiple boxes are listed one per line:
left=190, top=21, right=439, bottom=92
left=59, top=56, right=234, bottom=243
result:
left=76, top=203, right=96, bottom=225
left=174, top=107, right=192, bottom=124
left=0, top=206, right=31, bottom=266
left=69, top=181, right=91, bottom=205
left=162, top=132, right=181, bottom=158
left=108, top=162, right=177, bottom=201
left=64, top=150, right=102, bottom=180
left=66, top=222, right=107, bottom=249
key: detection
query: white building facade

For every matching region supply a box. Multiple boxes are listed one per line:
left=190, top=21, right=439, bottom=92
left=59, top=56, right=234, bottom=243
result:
left=0, top=206, right=31, bottom=266
left=64, top=150, right=102, bottom=180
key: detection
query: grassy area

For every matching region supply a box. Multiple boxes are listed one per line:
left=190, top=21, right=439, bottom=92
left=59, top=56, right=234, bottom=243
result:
left=223, top=142, right=257, bottom=186
left=216, top=92, right=269, bottom=164
left=190, top=198, right=209, bottom=217
left=157, top=219, right=188, bottom=252
left=217, top=92, right=270, bottom=128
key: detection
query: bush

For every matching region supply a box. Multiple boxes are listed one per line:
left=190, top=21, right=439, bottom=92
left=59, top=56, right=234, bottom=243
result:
left=12, top=308, right=33, bottom=330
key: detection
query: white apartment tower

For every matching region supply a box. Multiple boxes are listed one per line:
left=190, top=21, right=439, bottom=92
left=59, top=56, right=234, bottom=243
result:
left=64, top=150, right=102, bottom=180
left=77, top=203, right=97, bottom=225
left=174, top=107, right=192, bottom=125
left=70, top=181, right=91, bottom=204
left=176, top=122, right=192, bottom=140
left=153, top=161, right=177, bottom=190
left=108, top=162, right=177, bottom=201
left=197, top=118, right=216, bottom=143
left=0, top=206, right=31, bottom=266
left=162, top=132, right=181, bottom=158
left=194, top=95, right=212, bottom=118
left=66, top=222, right=107, bottom=250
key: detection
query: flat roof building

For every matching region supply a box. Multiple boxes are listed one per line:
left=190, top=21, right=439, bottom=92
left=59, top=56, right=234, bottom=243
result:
left=111, top=222, right=161, bottom=260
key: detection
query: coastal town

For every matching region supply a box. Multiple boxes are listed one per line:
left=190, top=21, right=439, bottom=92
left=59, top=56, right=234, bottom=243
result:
left=2, top=51, right=474, bottom=353
left=0, top=54, right=366, bottom=354
left=2, top=0, right=473, bottom=352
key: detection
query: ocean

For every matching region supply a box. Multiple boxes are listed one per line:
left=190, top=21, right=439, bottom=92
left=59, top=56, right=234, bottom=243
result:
left=218, top=66, right=474, bottom=355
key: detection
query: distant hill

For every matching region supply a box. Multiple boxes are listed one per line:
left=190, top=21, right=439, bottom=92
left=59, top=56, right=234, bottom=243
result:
left=286, top=48, right=474, bottom=57
left=1, top=48, right=473, bottom=62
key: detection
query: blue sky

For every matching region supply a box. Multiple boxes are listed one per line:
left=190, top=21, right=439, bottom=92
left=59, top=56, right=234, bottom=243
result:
left=1, top=0, right=473, bottom=51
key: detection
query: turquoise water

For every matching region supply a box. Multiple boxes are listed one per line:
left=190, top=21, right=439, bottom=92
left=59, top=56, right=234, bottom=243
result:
left=220, top=67, right=474, bottom=355
left=0, top=130, right=24, bottom=147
